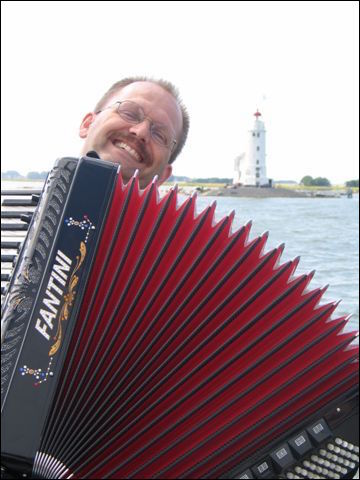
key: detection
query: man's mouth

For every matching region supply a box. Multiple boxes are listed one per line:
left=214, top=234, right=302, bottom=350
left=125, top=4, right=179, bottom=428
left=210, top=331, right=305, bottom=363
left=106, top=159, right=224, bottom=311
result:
left=112, top=140, right=144, bottom=164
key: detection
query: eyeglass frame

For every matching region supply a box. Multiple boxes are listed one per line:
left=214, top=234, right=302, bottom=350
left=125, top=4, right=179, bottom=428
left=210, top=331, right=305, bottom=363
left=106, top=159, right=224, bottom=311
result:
left=95, top=100, right=177, bottom=152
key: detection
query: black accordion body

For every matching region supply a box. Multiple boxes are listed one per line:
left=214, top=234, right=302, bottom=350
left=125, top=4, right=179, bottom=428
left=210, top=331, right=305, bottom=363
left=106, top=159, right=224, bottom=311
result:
left=1, top=156, right=359, bottom=479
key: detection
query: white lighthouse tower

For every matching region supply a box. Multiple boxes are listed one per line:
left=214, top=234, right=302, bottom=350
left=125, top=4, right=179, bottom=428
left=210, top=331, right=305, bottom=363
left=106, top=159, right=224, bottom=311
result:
left=233, top=110, right=268, bottom=187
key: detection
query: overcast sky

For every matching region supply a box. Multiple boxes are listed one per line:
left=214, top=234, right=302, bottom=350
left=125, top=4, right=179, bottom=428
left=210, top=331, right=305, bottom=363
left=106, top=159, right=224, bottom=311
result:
left=2, top=1, right=359, bottom=183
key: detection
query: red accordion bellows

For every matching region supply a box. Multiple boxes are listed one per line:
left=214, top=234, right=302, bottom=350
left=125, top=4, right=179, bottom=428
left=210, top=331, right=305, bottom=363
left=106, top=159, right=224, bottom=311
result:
left=35, top=171, right=358, bottom=479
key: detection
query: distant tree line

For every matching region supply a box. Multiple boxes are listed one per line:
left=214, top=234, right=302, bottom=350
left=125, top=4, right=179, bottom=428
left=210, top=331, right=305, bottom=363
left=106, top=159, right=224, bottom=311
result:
left=300, top=175, right=331, bottom=187
left=345, top=179, right=359, bottom=187
left=300, top=176, right=359, bottom=188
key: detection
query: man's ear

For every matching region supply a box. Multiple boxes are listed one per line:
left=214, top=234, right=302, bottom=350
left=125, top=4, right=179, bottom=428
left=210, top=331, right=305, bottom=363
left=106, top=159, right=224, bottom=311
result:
left=79, top=113, right=96, bottom=139
left=158, top=164, right=173, bottom=185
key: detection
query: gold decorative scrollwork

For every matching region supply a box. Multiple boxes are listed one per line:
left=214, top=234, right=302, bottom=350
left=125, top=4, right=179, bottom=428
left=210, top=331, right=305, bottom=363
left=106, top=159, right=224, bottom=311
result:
left=49, top=241, right=87, bottom=356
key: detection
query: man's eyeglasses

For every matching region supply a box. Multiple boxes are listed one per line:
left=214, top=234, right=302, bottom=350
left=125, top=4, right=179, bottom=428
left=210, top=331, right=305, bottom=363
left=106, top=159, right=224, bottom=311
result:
left=96, top=101, right=177, bottom=152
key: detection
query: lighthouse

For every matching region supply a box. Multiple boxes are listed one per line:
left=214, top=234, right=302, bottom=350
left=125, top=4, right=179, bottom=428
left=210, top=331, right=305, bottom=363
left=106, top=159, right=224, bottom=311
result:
left=233, top=110, right=268, bottom=187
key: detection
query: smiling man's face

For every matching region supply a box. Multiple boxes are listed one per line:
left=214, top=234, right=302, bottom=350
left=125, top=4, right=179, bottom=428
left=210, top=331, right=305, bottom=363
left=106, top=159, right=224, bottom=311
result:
left=79, top=81, right=183, bottom=188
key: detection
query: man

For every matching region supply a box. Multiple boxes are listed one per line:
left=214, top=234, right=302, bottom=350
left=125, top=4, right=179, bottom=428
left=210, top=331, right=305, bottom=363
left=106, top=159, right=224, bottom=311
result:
left=79, top=77, right=189, bottom=189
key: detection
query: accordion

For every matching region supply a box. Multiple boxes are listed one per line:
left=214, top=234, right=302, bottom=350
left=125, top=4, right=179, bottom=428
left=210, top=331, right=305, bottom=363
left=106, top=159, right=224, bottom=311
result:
left=1, top=156, right=359, bottom=479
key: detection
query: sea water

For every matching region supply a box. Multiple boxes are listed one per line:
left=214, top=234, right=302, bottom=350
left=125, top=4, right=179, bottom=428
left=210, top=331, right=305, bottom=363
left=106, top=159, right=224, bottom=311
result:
left=192, top=194, right=359, bottom=339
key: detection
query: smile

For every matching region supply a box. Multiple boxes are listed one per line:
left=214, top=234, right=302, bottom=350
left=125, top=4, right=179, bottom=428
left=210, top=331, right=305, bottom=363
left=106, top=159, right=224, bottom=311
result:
left=113, top=141, right=143, bottom=163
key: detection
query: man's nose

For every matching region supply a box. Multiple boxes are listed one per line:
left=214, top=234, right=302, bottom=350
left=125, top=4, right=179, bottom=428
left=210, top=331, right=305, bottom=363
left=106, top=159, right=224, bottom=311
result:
left=128, top=120, right=151, bottom=143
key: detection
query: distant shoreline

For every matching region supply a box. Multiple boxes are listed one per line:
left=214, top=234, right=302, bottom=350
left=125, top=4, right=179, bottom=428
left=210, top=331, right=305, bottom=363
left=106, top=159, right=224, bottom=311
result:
left=2, top=179, right=358, bottom=199
left=161, top=183, right=358, bottom=198
left=200, top=186, right=310, bottom=198
left=198, top=186, right=359, bottom=198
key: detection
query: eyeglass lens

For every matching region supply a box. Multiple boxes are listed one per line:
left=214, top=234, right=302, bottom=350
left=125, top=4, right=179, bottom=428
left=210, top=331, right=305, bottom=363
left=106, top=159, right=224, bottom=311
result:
left=117, top=101, right=174, bottom=149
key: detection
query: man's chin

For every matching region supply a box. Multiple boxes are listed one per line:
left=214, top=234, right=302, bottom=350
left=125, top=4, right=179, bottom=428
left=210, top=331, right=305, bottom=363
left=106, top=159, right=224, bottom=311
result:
left=89, top=148, right=151, bottom=187
left=94, top=150, right=119, bottom=164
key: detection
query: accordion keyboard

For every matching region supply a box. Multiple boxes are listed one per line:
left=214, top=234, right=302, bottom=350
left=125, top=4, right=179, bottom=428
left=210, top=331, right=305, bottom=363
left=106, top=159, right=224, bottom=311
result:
left=1, top=188, right=40, bottom=305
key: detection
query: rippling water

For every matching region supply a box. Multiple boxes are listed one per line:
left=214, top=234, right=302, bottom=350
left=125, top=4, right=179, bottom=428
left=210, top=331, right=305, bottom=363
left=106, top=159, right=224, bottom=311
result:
left=192, top=194, right=359, bottom=338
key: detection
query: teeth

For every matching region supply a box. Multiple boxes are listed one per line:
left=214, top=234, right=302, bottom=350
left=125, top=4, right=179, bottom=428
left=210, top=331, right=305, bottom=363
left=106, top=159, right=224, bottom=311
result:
left=114, top=141, right=141, bottom=162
